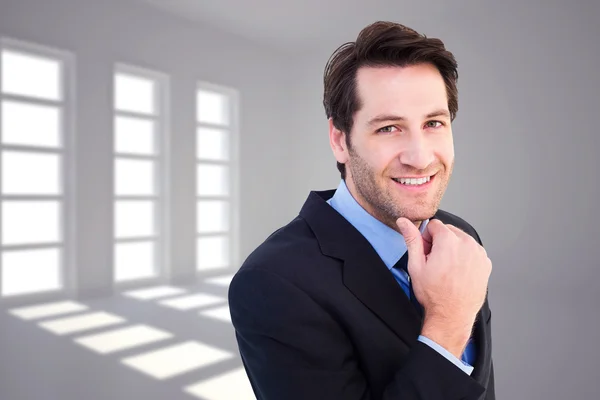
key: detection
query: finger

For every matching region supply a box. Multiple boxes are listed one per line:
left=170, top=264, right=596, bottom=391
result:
left=445, top=224, right=470, bottom=240
left=421, top=222, right=433, bottom=255
left=424, top=218, right=449, bottom=239
left=396, top=217, right=423, bottom=253
left=396, top=217, right=425, bottom=268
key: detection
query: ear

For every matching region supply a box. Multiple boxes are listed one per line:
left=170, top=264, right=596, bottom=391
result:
left=329, top=118, right=349, bottom=165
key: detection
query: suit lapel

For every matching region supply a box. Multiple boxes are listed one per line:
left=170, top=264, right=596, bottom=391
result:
left=342, top=253, right=422, bottom=345
left=299, top=190, right=422, bottom=347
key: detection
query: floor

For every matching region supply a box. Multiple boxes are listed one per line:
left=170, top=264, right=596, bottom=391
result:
left=0, top=273, right=256, bottom=400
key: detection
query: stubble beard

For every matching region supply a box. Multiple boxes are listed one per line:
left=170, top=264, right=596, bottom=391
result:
left=347, top=148, right=451, bottom=230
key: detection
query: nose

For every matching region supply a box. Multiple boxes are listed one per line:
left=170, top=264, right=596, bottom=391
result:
left=398, top=133, right=435, bottom=171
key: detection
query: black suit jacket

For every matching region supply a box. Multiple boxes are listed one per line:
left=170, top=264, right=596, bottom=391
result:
left=229, top=189, right=495, bottom=399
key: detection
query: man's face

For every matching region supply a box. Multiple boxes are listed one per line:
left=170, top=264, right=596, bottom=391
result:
left=329, top=63, right=455, bottom=229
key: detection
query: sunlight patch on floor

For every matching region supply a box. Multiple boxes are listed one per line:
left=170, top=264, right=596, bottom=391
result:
left=199, top=305, right=232, bottom=323
left=158, top=293, right=226, bottom=310
left=122, top=286, right=187, bottom=300
left=184, top=367, right=255, bottom=399
left=120, top=341, right=234, bottom=380
left=204, top=275, right=235, bottom=287
left=8, top=301, right=89, bottom=320
left=38, top=311, right=126, bottom=335
left=74, top=324, right=173, bottom=354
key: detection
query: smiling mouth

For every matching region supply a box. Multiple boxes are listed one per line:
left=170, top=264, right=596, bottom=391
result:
left=391, top=174, right=435, bottom=186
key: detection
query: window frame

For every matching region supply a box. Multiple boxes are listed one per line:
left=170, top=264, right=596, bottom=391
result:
left=195, top=81, right=240, bottom=273
left=0, top=37, right=77, bottom=303
left=112, top=63, right=170, bottom=287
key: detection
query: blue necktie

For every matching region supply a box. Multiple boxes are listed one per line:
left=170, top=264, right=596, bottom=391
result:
left=394, top=251, right=423, bottom=318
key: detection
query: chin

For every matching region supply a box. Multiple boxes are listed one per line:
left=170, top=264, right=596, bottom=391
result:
left=397, top=205, right=438, bottom=222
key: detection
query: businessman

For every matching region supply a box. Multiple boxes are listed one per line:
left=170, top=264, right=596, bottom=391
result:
left=229, top=21, right=495, bottom=399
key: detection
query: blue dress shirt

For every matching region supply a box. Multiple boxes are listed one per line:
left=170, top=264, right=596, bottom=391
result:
left=327, top=179, right=476, bottom=375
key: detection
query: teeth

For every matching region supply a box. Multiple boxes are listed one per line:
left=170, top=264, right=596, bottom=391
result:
left=397, top=176, right=431, bottom=185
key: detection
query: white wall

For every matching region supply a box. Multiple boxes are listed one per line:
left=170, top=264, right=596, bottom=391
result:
left=0, top=0, right=292, bottom=297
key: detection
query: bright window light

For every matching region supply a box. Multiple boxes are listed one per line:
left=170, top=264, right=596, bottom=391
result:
left=114, top=158, right=155, bottom=196
left=2, top=248, right=61, bottom=296
left=1, top=49, right=62, bottom=101
left=197, top=200, right=229, bottom=233
left=197, top=236, right=229, bottom=270
left=115, top=200, right=155, bottom=238
left=196, top=90, right=229, bottom=126
left=1, top=100, right=61, bottom=148
left=196, top=164, right=228, bottom=197
left=114, top=73, right=155, bottom=115
left=1, top=42, right=71, bottom=299
left=2, top=151, right=61, bottom=195
left=114, top=116, right=155, bottom=155
left=197, top=127, right=228, bottom=161
left=114, top=241, right=155, bottom=282
left=2, top=201, right=61, bottom=245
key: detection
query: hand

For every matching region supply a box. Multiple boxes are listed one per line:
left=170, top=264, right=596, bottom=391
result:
left=396, top=218, right=492, bottom=358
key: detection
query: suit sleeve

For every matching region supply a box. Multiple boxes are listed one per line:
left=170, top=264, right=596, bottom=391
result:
left=228, top=268, right=486, bottom=400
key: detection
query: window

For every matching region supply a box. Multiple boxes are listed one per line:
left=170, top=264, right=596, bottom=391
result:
left=196, top=83, right=238, bottom=271
left=113, top=65, right=169, bottom=283
left=0, top=39, right=75, bottom=298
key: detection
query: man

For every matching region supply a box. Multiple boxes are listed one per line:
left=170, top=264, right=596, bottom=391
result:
left=229, top=21, right=495, bottom=400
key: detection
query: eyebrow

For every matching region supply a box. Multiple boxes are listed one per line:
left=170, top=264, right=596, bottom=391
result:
left=366, top=109, right=451, bottom=127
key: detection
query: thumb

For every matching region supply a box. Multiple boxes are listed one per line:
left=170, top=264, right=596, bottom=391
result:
left=396, top=217, right=425, bottom=268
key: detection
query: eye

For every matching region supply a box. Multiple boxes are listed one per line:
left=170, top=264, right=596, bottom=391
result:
left=425, top=120, right=444, bottom=129
left=377, top=125, right=398, bottom=134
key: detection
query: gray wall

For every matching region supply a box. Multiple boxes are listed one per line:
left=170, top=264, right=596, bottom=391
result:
left=287, top=1, right=600, bottom=398
left=0, top=0, right=291, bottom=296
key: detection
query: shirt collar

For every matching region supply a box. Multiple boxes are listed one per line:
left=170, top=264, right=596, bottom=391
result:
left=327, top=179, right=429, bottom=270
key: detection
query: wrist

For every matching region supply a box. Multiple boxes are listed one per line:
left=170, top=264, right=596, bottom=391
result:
left=421, top=314, right=474, bottom=359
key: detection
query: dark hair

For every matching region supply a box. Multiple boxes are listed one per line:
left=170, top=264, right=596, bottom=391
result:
left=323, top=21, right=459, bottom=179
